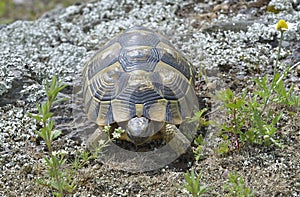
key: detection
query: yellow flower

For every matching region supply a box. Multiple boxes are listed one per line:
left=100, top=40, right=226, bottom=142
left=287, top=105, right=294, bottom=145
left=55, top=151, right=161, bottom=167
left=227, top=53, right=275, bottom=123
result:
left=276, top=20, right=288, bottom=32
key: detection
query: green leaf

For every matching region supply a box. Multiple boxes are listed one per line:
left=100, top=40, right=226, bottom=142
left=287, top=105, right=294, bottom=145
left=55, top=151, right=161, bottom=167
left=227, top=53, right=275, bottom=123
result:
left=41, top=102, right=50, bottom=116
left=48, top=120, right=55, bottom=133
left=49, top=76, right=57, bottom=93
left=59, top=158, right=67, bottom=166
left=44, top=156, right=52, bottom=166
left=270, top=137, right=284, bottom=148
left=223, top=171, right=254, bottom=197
left=215, top=88, right=234, bottom=102
left=37, top=103, right=43, bottom=114
left=51, top=155, right=59, bottom=166
left=52, top=97, right=70, bottom=105
left=272, top=112, right=282, bottom=125
left=34, top=130, right=42, bottom=137
left=43, top=112, right=54, bottom=121
left=81, top=150, right=89, bottom=162
left=57, top=84, right=68, bottom=92
left=27, top=112, right=43, bottom=122
left=39, top=128, right=47, bottom=140
left=51, top=130, right=62, bottom=141
left=183, top=169, right=205, bottom=196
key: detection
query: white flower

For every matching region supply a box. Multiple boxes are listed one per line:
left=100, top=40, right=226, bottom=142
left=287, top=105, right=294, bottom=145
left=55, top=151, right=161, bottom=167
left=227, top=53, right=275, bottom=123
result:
left=104, top=125, right=111, bottom=131
left=98, top=139, right=106, bottom=146
left=51, top=150, right=67, bottom=157
left=115, top=127, right=125, bottom=133
left=112, top=131, right=121, bottom=139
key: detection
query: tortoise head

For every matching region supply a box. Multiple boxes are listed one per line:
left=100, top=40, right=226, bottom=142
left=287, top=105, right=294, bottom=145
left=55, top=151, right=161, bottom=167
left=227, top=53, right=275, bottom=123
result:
left=126, top=117, right=164, bottom=145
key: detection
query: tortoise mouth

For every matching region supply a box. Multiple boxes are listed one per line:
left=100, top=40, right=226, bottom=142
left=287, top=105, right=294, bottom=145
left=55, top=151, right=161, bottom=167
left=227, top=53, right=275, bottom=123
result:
left=127, top=135, right=151, bottom=145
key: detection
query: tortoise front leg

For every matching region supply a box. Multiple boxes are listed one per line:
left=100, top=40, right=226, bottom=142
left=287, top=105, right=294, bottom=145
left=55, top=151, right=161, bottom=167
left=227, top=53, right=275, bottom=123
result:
left=86, top=125, right=132, bottom=150
left=163, top=124, right=191, bottom=156
left=86, top=126, right=109, bottom=150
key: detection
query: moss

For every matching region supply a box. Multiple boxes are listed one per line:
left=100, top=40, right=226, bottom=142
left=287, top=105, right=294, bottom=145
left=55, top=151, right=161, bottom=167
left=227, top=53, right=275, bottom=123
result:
left=0, top=0, right=89, bottom=24
left=266, top=5, right=282, bottom=14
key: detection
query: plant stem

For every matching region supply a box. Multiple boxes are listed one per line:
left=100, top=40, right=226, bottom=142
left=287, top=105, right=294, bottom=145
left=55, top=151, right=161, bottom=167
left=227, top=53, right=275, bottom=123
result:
left=274, top=30, right=284, bottom=75
left=233, top=104, right=240, bottom=150
left=53, top=155, right=63, bottom=196
left=45, top=100, right=53, bottom=153
left=260, top=30, right=284, bottom=116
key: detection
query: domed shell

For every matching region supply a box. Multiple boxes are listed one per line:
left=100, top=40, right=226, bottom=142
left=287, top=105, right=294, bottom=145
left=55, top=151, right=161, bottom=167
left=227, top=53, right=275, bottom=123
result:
left=83, top=26, right=198, bottom=126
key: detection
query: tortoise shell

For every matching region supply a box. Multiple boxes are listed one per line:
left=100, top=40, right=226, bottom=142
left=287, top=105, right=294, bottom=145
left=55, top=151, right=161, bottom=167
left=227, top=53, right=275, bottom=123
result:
left=82, top=26, right=198, bottom=127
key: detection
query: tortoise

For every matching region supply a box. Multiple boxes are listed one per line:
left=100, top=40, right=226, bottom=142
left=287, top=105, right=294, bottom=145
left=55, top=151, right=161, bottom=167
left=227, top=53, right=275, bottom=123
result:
left=82, top=26, right=199, bottom=152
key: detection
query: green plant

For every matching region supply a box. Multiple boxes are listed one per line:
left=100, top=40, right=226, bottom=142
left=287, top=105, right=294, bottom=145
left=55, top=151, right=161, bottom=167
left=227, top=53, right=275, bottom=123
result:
left=260, top=20, right=299, bottom=112
left=28, top=76, right=125, bottom=196
left=191, top=108, right=209, bottom=128
left=216, top=87, right=284, bottom=148
left=193, top=134, right=204, bottom=161
left=0, top=0, right=13, bottom=19
left=214, top=20, right=299, bottom=149
left=215, top=138, right=231, bottom=155
left=191, top=108, right=209, bottom=161
left=28, top=76, right=74, bottom=196
left=31, top=76, right=68, bottom=152
left=72, top=149, right=99, bottom=170
left=223, top=171, right=254, bottom=197
left=183, top=169, right=207, bottom=197
left=215, top=89, right=247, bottom=148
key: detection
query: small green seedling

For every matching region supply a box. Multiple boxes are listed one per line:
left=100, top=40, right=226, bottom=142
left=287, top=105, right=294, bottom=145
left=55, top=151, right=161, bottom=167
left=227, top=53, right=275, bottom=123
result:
left=183, top=169, right=207, bottom=197
left=191, top=108, right=209, bottom=161
left=223, top=171, right=254, bottom=197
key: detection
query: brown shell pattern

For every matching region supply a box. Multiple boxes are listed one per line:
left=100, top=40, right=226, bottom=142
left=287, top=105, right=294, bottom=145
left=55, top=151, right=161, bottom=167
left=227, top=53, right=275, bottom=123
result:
left=83, top=26, right=198, bottom=126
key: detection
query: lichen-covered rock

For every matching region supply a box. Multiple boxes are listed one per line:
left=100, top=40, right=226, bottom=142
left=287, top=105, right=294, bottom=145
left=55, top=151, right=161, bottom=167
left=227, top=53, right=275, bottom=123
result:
left=269, top=0, right=294, bottom=11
